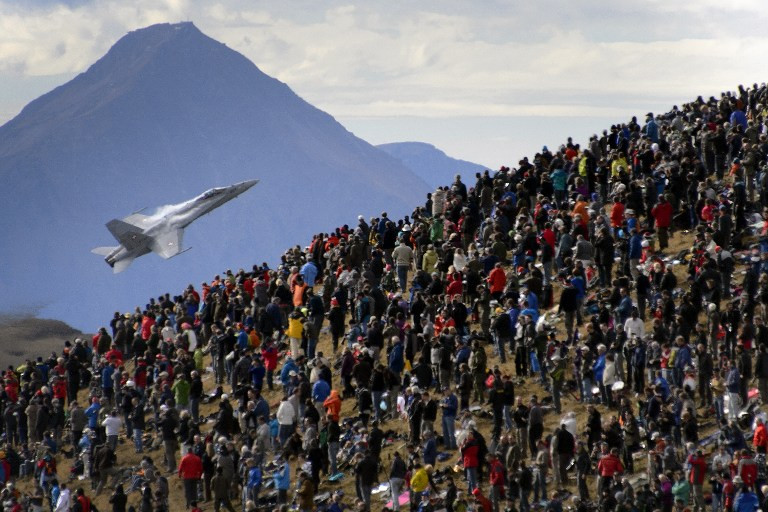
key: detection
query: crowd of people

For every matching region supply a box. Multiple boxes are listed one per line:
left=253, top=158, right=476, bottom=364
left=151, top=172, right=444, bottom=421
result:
left=4, top=83, right=768, bottom=512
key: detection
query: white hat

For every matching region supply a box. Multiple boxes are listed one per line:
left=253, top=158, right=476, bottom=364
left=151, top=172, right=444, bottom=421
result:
left=221, top=394, right=229, bottom=400
left=125, top=380, right=135, bottom=387
left=289, top=370, right=297, bottom=377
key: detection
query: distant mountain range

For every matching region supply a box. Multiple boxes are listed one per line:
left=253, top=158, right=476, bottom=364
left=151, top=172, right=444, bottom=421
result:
left=377, top=141, right=488, bottom=188
left=0, top=22, right=431, bottom=329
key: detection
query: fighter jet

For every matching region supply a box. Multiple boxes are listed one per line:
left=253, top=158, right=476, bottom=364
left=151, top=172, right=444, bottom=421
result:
left=92, top=180, right=258, bottom=273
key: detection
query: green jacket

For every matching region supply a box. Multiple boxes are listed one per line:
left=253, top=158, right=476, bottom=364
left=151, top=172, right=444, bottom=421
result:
left=172, top=379, right=191, bottom=406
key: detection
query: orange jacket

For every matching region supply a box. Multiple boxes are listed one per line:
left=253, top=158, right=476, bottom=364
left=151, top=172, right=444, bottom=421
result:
left=293, top=283, right=307, bottom=307
left=610, top=202, right=625, bottom=228
left=323, top=390, right=342, bottom=421
left=572, top=201, right=589, bottom=225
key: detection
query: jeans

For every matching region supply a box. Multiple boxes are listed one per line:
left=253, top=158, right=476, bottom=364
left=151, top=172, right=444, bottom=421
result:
left=390, top=478, right=405, bottom=511
left=495, top=335, right=507, bottom=363
left=503, top=405, right=513, bottom=431
left=190, top=398, right=200, bottom=423
left=183, top=479, right=198, bottom=507
left=728, top=392, right=741, bottom=420
left=542, top=260, right=553, bottom=286
left=442, top=415, right=457, bottom=449
left=329, top=442, right=340, bottom=475
left=372, top=391, right=383, bottom=420
left=358, top=483, right=372, bottom=510
left=520, top=488, right=531, bottom=512
left=466, top=466, right=478, bottom=493
left=533, top=467, right=547, bottom=502
left=107, top=434, right=118, bottom=451
left=279, top=424, right=295, bottom=446
left=133, top=429, right=143, bottom=452
left=307, top=338, right=317, bottom=360
left=396, top=265, right=409, bottom=292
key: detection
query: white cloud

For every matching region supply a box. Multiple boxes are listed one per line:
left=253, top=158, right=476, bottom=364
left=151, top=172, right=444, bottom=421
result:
left=0, top=0, right=767, bottom=125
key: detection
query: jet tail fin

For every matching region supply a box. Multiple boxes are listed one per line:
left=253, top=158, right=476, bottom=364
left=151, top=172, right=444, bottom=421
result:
left=91, top=246, right=117, bottom=256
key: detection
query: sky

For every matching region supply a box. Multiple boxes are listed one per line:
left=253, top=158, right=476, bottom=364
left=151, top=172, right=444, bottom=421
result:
left=1, top=0, right=767, bottom=167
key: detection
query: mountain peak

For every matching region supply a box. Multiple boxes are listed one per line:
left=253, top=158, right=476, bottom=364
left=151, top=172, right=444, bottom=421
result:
left=0, top=23, right=429, bottom=329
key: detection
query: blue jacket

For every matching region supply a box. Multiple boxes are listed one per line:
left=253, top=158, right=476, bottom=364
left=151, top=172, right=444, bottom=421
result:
left=85, top=403, right=101, bottom=429
left=593, top=354, right=606, bottom=382
left=617, top=296, right=633, bottom=322
left=674, top=345, right=691, bottom=371
left=644, top=119, right=659, bottom=143
left=254, top=397, right=270, bottom=422
left=628, top=234, right=643, bottom=259
left=280, top=359, right=299, bottom=386
left=312, top=379, right=331, bottom=402
left=654, top=377, right=670, bottom=401
left=237, top=329, right=249, bottom=350
left=734, top=490, right=759, bottom=512
left=726, top=367, right=741, bottom=393
left=389, top=342, right=405, bottom=375
left=273, top=463, right=291, bottom=490
left=570, top=277, right=586, bottom=300
left=442, top=394, right=458, bottom=418
left=520, top=308, right=539, bottom=324
left=250, top=365, right=266, bottom=388
left=247, top=467, right=262, bottom=489
left=102, top=365, right=115, bottom=389
left=526, top=290, right=539, bottom=311
left=300, top=261, right=319, bottom=287
left=508, top=307, right=520, bottom=331
left=730, top=110, right=748, bottom=131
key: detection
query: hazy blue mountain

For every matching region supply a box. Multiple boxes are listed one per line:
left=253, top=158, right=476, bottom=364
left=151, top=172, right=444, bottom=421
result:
left=377, top=141, right=488, bottom=188
left=0, top=22, right=429, bottom=330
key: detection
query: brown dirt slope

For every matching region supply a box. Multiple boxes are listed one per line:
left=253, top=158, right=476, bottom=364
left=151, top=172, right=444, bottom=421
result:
left=0, top=316, right=82, bottom=369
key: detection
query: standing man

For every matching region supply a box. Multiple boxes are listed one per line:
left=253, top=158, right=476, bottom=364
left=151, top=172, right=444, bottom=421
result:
left=651, top=195, right=673, bottom=251
left=178, top=450, right=203, bottom=509
left=440, top=387, right=458, bottom=450
left=392, top=241, right=414, bottom=293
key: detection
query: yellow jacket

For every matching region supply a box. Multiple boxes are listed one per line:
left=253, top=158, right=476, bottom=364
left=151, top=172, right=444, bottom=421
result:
left=287, top=317, right=303, bottom=339
left=410, top=468, right=429, bottom=492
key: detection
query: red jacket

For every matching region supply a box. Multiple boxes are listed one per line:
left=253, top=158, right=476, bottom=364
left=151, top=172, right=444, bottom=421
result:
left=652, top=201, right=673, bottom=228
left=688, top=454, right=707, bottom=485
left=597, top=454, right=624, bottom=477
left=178, top=453, right=203, bottom=480
left=261, top=346, right=278, bottom=371
left=489, top=458, right=505, bottom=489
left=754, top=423, right=767, bottom=450
left=487, top=268, right=506, bottom=294
left=461, top=439, right=480, bottom=468
left=739, top=456, right=758, bottom=486
left=76, top=495, right=91, bottom=512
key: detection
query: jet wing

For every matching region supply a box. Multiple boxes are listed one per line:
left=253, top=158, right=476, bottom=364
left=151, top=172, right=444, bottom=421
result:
left=105, top=219, right=151, bottom=251
left=122, top=213, right=152, bottom=227
left=151, top=229, right=184, bottom=259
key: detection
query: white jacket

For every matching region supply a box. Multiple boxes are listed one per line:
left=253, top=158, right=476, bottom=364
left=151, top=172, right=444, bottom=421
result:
left=54, top=489, right=71, bottom=512
left=277, top=401, right=295, bottom=426
left=603, top=361, right=618, bottom=387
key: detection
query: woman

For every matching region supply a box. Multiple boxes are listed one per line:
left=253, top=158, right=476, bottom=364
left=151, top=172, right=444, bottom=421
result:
left=109, top=484, right=127, bottom=512
left=202, top=442, right=216, bottom=502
